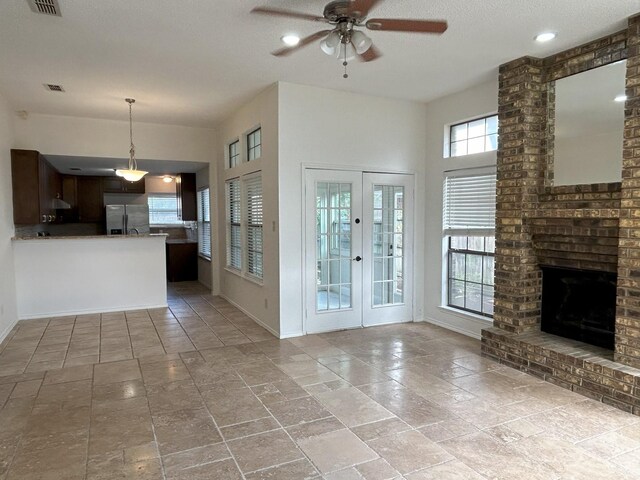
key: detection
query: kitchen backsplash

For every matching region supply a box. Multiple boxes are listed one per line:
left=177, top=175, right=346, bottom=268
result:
left=15, top=223, right=104, bottom=237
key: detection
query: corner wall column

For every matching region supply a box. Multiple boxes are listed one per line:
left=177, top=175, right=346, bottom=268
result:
left=493, top=57, right=547, bottom=334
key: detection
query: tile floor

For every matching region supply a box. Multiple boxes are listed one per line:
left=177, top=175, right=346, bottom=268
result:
left=0, top=282, right=638, bottom=479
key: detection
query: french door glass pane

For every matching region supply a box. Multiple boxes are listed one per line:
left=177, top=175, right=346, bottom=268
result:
left=316, top=182, right=352, bottom=311
left=372, top=185, right=404, bottom=306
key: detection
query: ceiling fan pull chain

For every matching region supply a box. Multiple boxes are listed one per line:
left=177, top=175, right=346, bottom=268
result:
left=343, top=44, right=349, bottom=79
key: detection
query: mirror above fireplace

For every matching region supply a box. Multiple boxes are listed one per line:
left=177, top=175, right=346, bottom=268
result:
left=553, top=60, right=626, bottom=186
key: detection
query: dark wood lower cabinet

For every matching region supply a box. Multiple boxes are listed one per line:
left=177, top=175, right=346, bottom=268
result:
left=166, top=242, right=198, bottom=282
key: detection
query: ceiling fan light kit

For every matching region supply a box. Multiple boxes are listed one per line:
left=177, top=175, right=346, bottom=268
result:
left=251, top=0, right=448, bottom=78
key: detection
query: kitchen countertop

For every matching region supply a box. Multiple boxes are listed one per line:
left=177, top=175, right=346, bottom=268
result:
left=166, top=239, right=198, bottom=244
left=12, top=233, right=169, bottom=241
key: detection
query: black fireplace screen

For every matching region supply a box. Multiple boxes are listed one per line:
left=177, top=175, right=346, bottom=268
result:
left=540, top=266, right=616, bottom=350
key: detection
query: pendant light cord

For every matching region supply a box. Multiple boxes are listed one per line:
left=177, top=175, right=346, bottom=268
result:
left=128, top=99, right=137, bottom=171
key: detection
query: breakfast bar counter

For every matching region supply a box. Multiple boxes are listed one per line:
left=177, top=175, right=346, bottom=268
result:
left=12, top=234, right=168, bottom=319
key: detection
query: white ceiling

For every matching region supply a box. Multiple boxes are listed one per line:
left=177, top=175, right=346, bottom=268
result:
left=0, top=0, right=638, bottom=128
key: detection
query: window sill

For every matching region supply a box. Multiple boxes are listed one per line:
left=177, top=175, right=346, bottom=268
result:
left=198, top=254, right=211, bottom=262
left=224, top=267, right=263, bottom=286
left=437, top=305, right=493, bottom=323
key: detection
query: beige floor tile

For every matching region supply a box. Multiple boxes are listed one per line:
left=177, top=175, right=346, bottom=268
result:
left=203, top=386, right=269, bottom=427
left=93, top=359, right=141, bottom=385
left=227, top=429, right=303, bottom=474
left=405, top=460, right=487, bottom=479
left=314, top=387, right=394, bottom=427
left=9, top=379, right=41, bottom=399
left=286, top=416, right=346, bottom=441
left=220, top=416, right=281, bottom=441
left=93, top=379, right=147, bottom=403
left=166, top=458, right=243, bottom=480
left=244, top=459, right=319, bottom=479
left=355, top=457, right=400, bottom=480
left=351, top=417, right=412, bottom=442
left=43, top=364, right=93, bottom=385
left=146, top=378, right=205, bottom=415
left=152, top=407, right=222, bottom=455
left=162, top=443, right=231, bottom=474
left=266, top=395, right=332, bottom=427
left=367, top=430, right=453, bottom=475
left=297, top=428, right=378, bottom=474
left=86, top=450, right=164, bottom=480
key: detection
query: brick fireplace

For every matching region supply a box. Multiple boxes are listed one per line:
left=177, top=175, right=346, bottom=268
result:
left=481, top=15, right=640, bottom=415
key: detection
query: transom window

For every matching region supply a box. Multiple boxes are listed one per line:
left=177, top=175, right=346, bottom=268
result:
left=229, top=140, right=240, bottom=168
left=247, top=127, right=262, bottom=161
left=450, top=114, right=498, bottom=157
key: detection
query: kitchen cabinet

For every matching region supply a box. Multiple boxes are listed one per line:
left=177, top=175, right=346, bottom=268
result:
left=11, top=149, right=62, bottom=225
left=60, top=175, right=104, bottom=223
left=102, top=177, right=146, bottom=194
left=166, top=241, right=198, bottom=282
left=77, top=177, right=104, bottom=222
left=176, top=173, right=196, bottom=221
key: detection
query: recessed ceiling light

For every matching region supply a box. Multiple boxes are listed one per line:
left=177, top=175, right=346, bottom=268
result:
left=281, top=35, right=300, bottom=47
left=162, top=176, right=174, bottom=183
left=615, top=94, right=627, bottom=102
left=535, top=32, right=556, bottom=43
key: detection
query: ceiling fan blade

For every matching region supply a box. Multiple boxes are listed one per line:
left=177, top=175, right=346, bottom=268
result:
left=272, top=30, right=333, bottom=57
left=251, top=6, right=327, bottom=23
left=358, top=44, right=382, bottom=62
left=366, top=18, right=448, bottom=34
left=348, top=0, right=383, bottom=17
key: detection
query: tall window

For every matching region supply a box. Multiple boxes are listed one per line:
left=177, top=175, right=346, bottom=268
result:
left=226, top=178, right=242, bottom=270
left=244, top=174, right=263, bottom=279
left=148, top=194, right=182, bottom=225
left=197, top=188, right=211, bottom=259
left=247, top=127, right=262, bottom=161
left=443, top=171, right=496, bottom=317
left=450, top=114, right=498, bottom=157
left=229, top=140, right=240, bottom=168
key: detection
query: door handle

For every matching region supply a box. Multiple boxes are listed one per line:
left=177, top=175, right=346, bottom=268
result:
left=353, top=256, right=362, bottom=262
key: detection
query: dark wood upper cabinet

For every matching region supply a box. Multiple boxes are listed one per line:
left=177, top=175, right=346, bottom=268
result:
left=77, top=177, right=104, bottom=223
left=11, top=149, right=61, bottom=225
left=102, top=177, right=145, bottom=194
left=176, top=173, right=196, bottom=221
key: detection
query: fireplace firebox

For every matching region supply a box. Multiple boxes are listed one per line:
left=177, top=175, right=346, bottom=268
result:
left=540, top=266, right=616, bottom=350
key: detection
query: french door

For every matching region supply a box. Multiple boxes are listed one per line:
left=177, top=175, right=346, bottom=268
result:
left=305, top=169, right=414, bottom=334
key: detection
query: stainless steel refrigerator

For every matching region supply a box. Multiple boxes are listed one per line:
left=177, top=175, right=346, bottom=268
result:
left=106, top=204, right=150, bottom=235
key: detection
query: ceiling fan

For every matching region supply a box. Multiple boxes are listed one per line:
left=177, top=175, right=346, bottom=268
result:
left=251, top=0, right=448, bottom=78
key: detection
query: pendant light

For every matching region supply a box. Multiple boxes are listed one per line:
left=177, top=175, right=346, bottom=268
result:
left=115, top=98, right=147, bottom=182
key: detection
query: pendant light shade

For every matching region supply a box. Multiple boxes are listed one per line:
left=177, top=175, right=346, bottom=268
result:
left=116, top=98, right=147, bottom=182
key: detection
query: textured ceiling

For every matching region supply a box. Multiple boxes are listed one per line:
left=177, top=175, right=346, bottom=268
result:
left=0, top=0, right=638, bottom=127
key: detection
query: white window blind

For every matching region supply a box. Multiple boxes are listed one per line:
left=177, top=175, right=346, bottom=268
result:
left=443, top=171, right=496, bottom=236
left=148, top=194, right=182, bottom=225
left=197, top=188, right=211, bottom=259
left=226, top=178, right=242, bottom=270
left=244, top=174, right=263, bottom=279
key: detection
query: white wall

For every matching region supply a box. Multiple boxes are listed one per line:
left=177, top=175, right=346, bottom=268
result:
left=216, top=85, right=280, bottom=335
left=554, top=130, right=623, bottom=185
left=0, top=95, right=18, bottom=341
left=423, top=79, right=498, bottom=338
left=196, top=166, right=212, bottom=289
left=13, top=236, right=167, bottom=318
left=13, top=113, right=215, bottom=163
left=277, top=82, right=428, bottom=338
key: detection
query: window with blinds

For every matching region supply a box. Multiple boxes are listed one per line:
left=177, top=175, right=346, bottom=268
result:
left=443, top=171, right=497, bottom=236
left=443, top=169, right=496, bottom=318
left=148, top=194, right=183, bottom=225
left=197, top=187, right=211, bottom=259
left=244, top=174, right=263, bottom=279
left=226, top=178, right=242, bottom=270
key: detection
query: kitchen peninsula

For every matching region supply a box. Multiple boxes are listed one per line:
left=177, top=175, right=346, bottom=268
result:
left=12, top=234, right=168, bottom=319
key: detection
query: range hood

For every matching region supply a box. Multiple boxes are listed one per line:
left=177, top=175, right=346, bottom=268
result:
left=53, top=197, right=71, bottom=209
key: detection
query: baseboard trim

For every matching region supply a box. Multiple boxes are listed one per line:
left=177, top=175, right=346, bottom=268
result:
left=0, top=317, right=19, bottom=347
left=18, top=303, right=169, bottom=320
left=218, top=294, right=281, bottom=339
left=421, top=314, right=482, bottom=340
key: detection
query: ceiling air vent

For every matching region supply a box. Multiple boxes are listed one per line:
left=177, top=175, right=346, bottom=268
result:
left=26, top=0, right=61, bottom=16
left=44, top=84, right=64, bottom=92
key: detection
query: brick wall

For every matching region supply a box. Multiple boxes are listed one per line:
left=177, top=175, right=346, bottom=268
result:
left=482, top=15, right=640, bottom=415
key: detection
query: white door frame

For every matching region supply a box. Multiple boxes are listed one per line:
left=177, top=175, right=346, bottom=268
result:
left=302, top=167, right=415, bottom=335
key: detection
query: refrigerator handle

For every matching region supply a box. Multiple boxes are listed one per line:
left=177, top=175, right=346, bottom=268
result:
left=124, top=214, right=128, bottom=234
